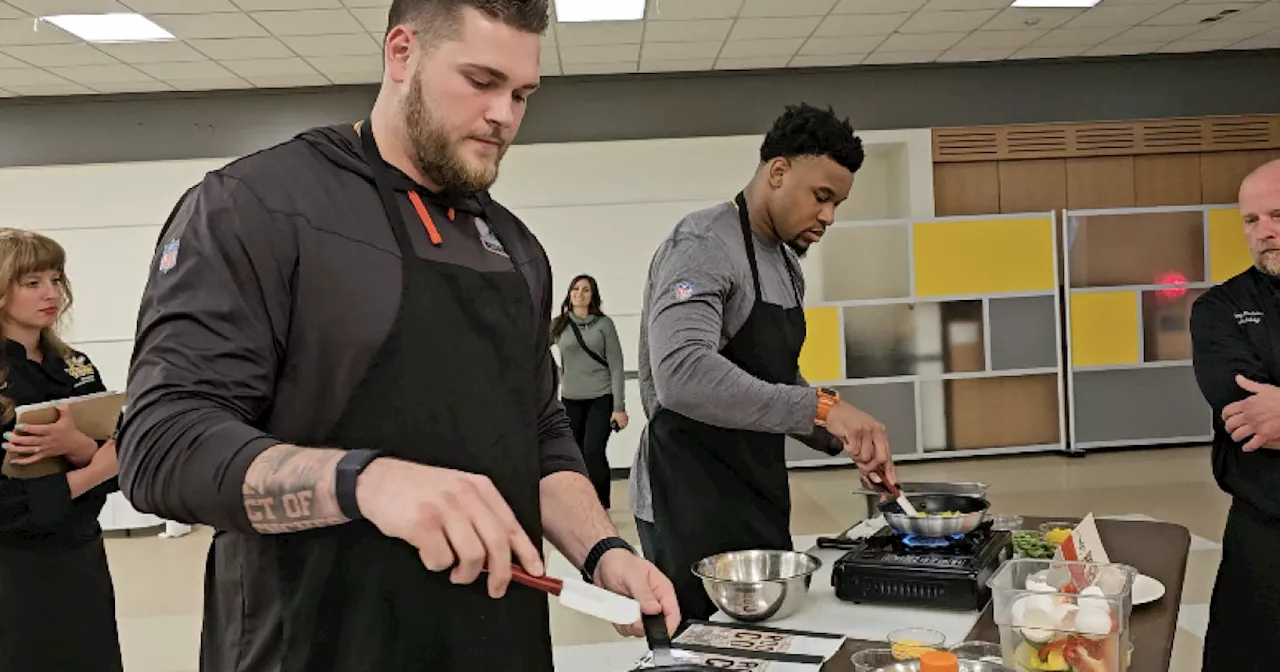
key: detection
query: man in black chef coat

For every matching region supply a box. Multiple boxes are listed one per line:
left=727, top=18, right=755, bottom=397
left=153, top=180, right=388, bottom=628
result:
left=1190, top=158, right=1280, bottom=672
left=117, top=2, right=677, bottom=671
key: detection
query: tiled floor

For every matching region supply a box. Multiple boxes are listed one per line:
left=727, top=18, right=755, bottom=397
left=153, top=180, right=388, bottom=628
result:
left=103, top=445, right=1225, bottom=671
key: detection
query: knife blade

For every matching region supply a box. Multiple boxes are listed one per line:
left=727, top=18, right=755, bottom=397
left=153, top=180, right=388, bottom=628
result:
left=509, top=565, right=641, bottom=625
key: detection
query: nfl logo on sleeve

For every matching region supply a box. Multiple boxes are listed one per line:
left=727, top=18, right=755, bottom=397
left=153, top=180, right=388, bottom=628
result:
left=159, top=239, right=179, bottom=273
left=674, top=281, right=694, bottom=301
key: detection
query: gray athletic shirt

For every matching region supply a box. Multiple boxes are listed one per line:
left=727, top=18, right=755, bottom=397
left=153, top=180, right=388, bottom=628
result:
left=630, top=201, right=819, bottom=522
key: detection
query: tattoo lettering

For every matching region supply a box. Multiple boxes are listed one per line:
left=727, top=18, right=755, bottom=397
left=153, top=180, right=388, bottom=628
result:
left=241, top=445, right=349, bottom=534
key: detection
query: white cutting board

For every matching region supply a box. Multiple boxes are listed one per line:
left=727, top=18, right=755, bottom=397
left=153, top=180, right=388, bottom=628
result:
left=709, top=534, right=983, bottom=648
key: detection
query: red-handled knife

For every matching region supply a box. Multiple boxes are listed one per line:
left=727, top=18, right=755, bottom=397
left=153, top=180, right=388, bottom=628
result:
left=509, top=565, right=642, bottom=625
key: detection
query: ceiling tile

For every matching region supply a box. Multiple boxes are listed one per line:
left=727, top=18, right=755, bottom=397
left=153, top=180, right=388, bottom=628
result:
left=1115, top=24, right=1202, bottom=42
left=242, top=72, right=329, bottom=87
left=558, top=43, right=641, bottom=63
left=189, top=37, right=292, bottom=59
left=813, top=12, right=910, bottom=36
left=878, top=31, right=967, bottom=50
left=48, top=63, right=154, bottom=83
left=0, top=51, right=23, bottom=66
left=250, top=9, right=363, bottom=35
left=167, top=76, right=249, bottom=89
left=799, top=35, right=884, bottom=54
left=350, top=7, right=386, bottom=32
left=94, top=40, right=208, bottom=63
left=120, top=0, right=239, bottom=11
left=4, top=82, right=93, bottom=95
left=220, top=56, right=318, bottom=76
left=0, top=88, right=12, bottom=96
left=833, top=0, right=926, bottom=13
left=643, top=18, right=732, bottom=41
left=341, top=0, right=389, bottom=7
left=0, top=2, right=26, bottom=19
left=1033, top=25, right=1126, bottom=46
left=0, top=66, right=69, bottom=85
left=1144, top=3, right=1261, bottom=26
left=719, top=36, right=804, bottom=57
left=1, top=43, right=115, bottom=66
left=955, top=29, right=1046, bottom=48
left=714, top=55, right=792, bottom=69
left=1013, top=44, right=1086, bottom=59
left=1189, top=15, right=1273, bottom=39
left=280, top=32, right=379, bottom=56
left=1064, top=5, right=1166, bottom=29
left=1230, top=27, right=1280, bottom=47
left=150, top=13, right=269, bottom=39
left=923, top=0, right=1010, bottom=9
left=898, top=10, right=999, bottom=33
left=790, top=52, right=866, bottom=67
left=647, top=0, right=743, bottom=21
left=938, top=46, right=1014, bottom=61
left=739, top=0, right=837, bottom=17
left=561, top=61, right=638, bottom=75
left=136, top=59, right=237, bottom=78
left=1157, top=38, right=1242, bottom=52
left=729, top=16, right=822, bottom=39
left=7, top=0, right=127, bottom=12
left=981, top=8, right=1083, bottom=31
left=1084, top=41, right=1167, bottom=56
left=232, top=0, right=344, bottom=8
left=538, top=61, right=559, bottom=76
left=0, top=18, right=77, bottom=45
left=305, top=53, right=378, bottom=74
left=641, top=40, right=722, bottom=59
left=638, top=57, right=716, bottom=72
left=554, top=21, right=643, bottom=46
left=326, top=69, right=380, bottom=84
left=862, top=49, right=941, bottom=64
left=540, top=45, right=557, bottom=64
left=90, top=80, right=175, bottom=93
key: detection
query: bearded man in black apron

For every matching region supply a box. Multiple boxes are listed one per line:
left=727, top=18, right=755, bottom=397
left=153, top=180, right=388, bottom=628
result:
left=1191, top=158, right=1280, bottom=672
left=117, top=2, right=678, bottom=670
left=630, top=104, right=898, bottom=621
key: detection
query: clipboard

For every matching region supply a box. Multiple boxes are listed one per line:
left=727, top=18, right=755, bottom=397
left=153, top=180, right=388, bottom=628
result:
left=1, top=391, right=126, bottom=479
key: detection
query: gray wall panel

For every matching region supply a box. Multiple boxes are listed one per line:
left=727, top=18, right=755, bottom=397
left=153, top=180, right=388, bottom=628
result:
left=1, top=50, right=1278, bottom=168
left=989, top=296, right=1060, bottom=371
left=1073, top=366, right=1211, bottom=444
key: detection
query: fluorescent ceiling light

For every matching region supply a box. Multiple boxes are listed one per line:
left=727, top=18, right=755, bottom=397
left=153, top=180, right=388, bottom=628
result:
left=41, top=13, right=174, bottom=43
left=1010, top=0, right=1102, bottom=7
left=554, top=0, right=645, bottom=22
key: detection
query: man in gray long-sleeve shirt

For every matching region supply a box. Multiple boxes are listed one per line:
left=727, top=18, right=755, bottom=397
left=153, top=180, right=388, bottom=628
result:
left=630, top=104, right=897, bottom=620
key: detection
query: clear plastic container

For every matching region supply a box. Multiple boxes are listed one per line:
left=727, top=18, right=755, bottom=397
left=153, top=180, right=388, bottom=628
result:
left=988, top=558, right=1136, bottom=672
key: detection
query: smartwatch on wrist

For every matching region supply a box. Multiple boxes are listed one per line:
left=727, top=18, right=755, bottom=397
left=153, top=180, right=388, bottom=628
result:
left=815, top=387, right=840, bottom=426
left=335, top=449, right=380, bottom=521
left=581, top=536, right=636, bottom=584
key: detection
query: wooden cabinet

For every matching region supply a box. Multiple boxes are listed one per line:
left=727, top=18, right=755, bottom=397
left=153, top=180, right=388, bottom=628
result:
left=933, top=162, right=1000, bottom=216
left=1135, top=154, right=1202, bottom=206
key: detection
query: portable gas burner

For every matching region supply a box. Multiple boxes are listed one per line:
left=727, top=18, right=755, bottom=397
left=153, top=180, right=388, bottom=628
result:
left=830, top=520, right=1012, bottom=611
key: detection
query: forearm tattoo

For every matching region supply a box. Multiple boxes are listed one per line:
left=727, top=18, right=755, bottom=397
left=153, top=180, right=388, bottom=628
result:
left=242, top=444, right=350, bottom=534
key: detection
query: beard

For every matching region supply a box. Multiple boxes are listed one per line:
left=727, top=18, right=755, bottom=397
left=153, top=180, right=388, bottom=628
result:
left=1256, top=249, right=1280, bottom=276
left=785, top=239, right=809, bottom=259
left=401, top=67, right=505, bottom=194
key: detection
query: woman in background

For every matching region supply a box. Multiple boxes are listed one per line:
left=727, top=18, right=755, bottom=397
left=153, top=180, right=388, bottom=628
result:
left=552, top=274, right=628, bottom=510
left=0, top=228, right=123, bottom=672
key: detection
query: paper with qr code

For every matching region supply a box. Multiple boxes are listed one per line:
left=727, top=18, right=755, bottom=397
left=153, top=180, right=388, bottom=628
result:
left=631, top=649, right=821, bottom=670
left=675, top=623, right=844, bottom=659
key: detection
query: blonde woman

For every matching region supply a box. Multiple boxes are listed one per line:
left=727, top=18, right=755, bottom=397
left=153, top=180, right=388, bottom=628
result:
left=0, top=229, right=122, bottom=671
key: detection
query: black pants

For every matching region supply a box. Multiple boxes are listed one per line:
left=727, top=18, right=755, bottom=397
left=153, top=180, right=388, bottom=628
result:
left=563, top=394, right=613, bottom=509
left=1204, top=500, right=1280, bottom=671
left=636, top=517, right=659, bottom=563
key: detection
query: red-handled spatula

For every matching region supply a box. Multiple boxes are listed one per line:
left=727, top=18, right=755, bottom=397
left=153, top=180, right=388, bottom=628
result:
left=509, top=565, right=642, bottom=625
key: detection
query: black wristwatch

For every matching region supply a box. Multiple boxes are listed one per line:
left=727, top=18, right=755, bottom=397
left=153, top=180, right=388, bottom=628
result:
left=335, top=449, right=381, bottom=520
left=582, top=536, right=636, bottom=584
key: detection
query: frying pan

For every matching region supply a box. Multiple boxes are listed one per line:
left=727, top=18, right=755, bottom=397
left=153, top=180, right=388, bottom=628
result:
left=878, top=493, right=990, bottom=537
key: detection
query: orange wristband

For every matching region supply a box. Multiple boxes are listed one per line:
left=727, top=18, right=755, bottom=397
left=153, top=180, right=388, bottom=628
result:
left=815, top=387, right=839, bottom=426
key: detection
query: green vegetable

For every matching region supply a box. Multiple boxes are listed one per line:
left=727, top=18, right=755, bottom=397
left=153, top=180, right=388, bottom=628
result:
left=1012, top=531, right=1057, bottom=559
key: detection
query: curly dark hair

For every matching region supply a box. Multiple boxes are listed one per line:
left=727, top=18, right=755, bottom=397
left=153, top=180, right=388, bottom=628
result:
left=759, top=103, right=864, bottom=175
left=387, top=0, right=549, bottom=41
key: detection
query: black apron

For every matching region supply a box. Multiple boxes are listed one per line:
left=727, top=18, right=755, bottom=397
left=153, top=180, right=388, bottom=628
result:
left=647, top=192, right=807, bottom=621
left=270, top=123, right=550, bottom=672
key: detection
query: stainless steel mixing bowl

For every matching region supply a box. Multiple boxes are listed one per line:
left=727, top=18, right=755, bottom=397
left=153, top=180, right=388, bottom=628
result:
left=872, top=660, right=1015, bottom=672
left=691, top=549, right=821, bottom=622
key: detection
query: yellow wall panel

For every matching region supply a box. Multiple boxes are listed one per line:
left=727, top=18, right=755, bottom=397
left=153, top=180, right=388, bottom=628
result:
left=913, top=217, right=1056, bottom=297
left=1070, top=291, right=1140, bottom=367
left=1207, top=208, right=1251, bottom=283
left=799, top=307, right=842, bottom=383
